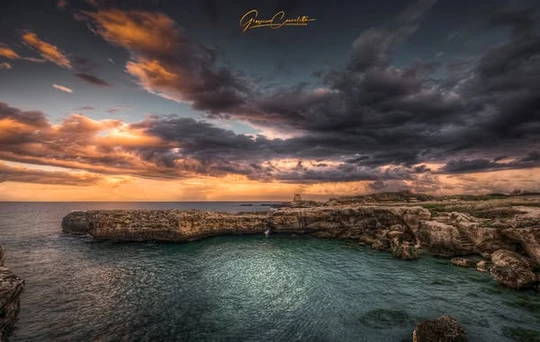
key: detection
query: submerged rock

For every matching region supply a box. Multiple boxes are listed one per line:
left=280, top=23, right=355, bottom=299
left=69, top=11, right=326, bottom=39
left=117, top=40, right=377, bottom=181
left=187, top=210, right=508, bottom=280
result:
left=0, top=247, right=24, bottom=341
left=451, top=257, right=476, bottom=268
left=412, top=315, right=467, bottom=342
left=359, top=309, right=413, bottom=329
left=489, top=250, right=537, bottom=289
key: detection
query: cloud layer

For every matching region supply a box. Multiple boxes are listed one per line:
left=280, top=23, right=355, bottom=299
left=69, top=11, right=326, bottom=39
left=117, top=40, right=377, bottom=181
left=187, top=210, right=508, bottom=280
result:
left=1, top=0, right=539, bottom=197
left=78, top=2, right=540, bottom=177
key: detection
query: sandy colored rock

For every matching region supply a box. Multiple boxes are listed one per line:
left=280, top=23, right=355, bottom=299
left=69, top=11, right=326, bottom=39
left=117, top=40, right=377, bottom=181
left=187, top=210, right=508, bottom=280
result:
left=500, top=228, right=540, bottom=267
left=413, top=315, right=467, bottom=342
left=489, top=250, right=538, bottom=289
left=451, top=257, right=476, bottom=268
left=62, top=199, right=540, bottom=285
left=62, top=206, right=429, bottom=246
left=476, top=260, right=490, bottom=272
left=415, top=220, right=462, bottom=257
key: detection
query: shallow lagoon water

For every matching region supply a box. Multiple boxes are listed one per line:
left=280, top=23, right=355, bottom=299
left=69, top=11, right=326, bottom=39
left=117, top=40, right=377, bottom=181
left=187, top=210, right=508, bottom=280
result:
left=1, top=202, right=539, bottom=341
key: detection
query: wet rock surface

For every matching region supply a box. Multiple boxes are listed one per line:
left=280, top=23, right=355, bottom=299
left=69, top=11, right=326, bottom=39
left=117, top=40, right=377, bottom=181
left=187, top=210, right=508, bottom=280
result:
left=412, top=315, right=467, bottom=342
left=0, top=247, right=24, bottom=342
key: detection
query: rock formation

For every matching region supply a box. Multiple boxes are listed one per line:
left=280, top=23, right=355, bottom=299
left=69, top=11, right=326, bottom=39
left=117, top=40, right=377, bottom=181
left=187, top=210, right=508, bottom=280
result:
left=489, top=250, right=538, bottom=289
left=62, top=206, right=430, bottom=244
left=412, top=315, right=467, bottom=342
left=62, top=200, right=540, bottom=290
left=450, top=258, right=476, bottom=268
left=476, top=260, right=490, bottom=272
left=0, top=247, right=24, bottom=342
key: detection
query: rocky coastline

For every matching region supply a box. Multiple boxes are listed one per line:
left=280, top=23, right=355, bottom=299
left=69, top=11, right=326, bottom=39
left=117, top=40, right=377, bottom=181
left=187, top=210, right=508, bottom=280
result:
left=62, top=197, right=540, bottom=291
left=0, top=247, right=24, bottom=342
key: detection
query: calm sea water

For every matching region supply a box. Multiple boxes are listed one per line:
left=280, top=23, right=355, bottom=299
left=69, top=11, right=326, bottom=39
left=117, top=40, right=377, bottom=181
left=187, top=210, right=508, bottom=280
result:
left=1, top=202, right=539, bottom=342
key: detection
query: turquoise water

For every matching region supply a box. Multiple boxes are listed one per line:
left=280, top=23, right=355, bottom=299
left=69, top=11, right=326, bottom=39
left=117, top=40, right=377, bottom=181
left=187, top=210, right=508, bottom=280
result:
left=1, top=203, right=539, bottom=341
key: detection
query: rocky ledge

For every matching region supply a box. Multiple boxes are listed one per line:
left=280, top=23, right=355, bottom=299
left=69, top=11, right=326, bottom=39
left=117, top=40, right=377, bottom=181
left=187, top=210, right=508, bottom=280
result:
left=0, top=247, right=24, bottom=342
left=62, top=202, right=540, bottom=290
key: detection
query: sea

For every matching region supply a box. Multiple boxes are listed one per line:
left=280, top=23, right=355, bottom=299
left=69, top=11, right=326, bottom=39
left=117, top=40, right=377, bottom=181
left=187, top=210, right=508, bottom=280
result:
left=0, top=202, right=539, bottom=341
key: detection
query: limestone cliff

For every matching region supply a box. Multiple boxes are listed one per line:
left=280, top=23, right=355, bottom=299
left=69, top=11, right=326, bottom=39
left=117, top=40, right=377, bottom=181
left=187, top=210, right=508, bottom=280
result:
left=0, top=247, right=24, bottom=342
left=62, top=203, right=540, bottom=290
left=62, top=206, right=430, bottom=243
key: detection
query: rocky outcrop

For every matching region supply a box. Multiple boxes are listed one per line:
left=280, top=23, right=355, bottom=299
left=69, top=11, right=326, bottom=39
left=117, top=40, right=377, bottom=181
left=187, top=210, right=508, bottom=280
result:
left=62, top=204, right=540, bottom=289
left=62, top=206, right=431, bottom=247
left=0, top=247, right=24, bottom=342
left=489, top=250, right=537, bottom=289
left=412, top=315, right=467, bottom=342
left=415, top=220, right=463, bottom=257
left=451, top=258, right=476, bottom=268
left=500, top=228, right=540, bottom=266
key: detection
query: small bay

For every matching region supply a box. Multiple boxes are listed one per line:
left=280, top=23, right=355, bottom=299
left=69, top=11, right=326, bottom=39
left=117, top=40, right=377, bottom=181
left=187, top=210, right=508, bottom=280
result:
left=1, top=202, right=538, bottom=341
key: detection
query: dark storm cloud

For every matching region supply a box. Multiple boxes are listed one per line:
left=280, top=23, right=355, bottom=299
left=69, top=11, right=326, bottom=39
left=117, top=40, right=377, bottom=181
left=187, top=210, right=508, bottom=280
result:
left=0, top=99, right=433, bottom=184
left=441, top=152, right=540, bottom=174
left=442, top=159, right=499, bottom=173
left=126, top=114, right=439, bottom=183
left=130, top=116, right=264, bottom=161
left=74, top=72, right=110, bottom=86
left=4, top=0, right=539, bottom=186
left=200, top=0, right=219, bottom=24
left=83, top=9, right=252, bottom=114
left=520, top=151, right=540, bottom=162
left=445, top=7, right=540, bottom=155
left=71, top=56, right=111, bottom=87
left=0, top=102, right=49, bottom=128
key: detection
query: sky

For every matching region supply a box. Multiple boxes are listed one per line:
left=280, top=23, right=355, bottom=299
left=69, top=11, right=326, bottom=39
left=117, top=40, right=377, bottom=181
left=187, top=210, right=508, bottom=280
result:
left=0, top=0, right=539, bottom=201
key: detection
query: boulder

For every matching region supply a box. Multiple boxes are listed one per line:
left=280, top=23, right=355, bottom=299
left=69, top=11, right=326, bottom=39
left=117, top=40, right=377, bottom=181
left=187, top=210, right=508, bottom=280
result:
left=476, top=260, right=490, bottom=272
left=451, top=258, right=476, bottom=268
left=489, top=250, right=538, bottom=289
left=413, top=315, right=467, bottom=342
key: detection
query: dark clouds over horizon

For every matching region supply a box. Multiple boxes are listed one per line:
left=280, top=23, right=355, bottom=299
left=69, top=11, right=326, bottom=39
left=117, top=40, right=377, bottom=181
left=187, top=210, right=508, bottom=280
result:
left=0, top=0, right=539, bottom=196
